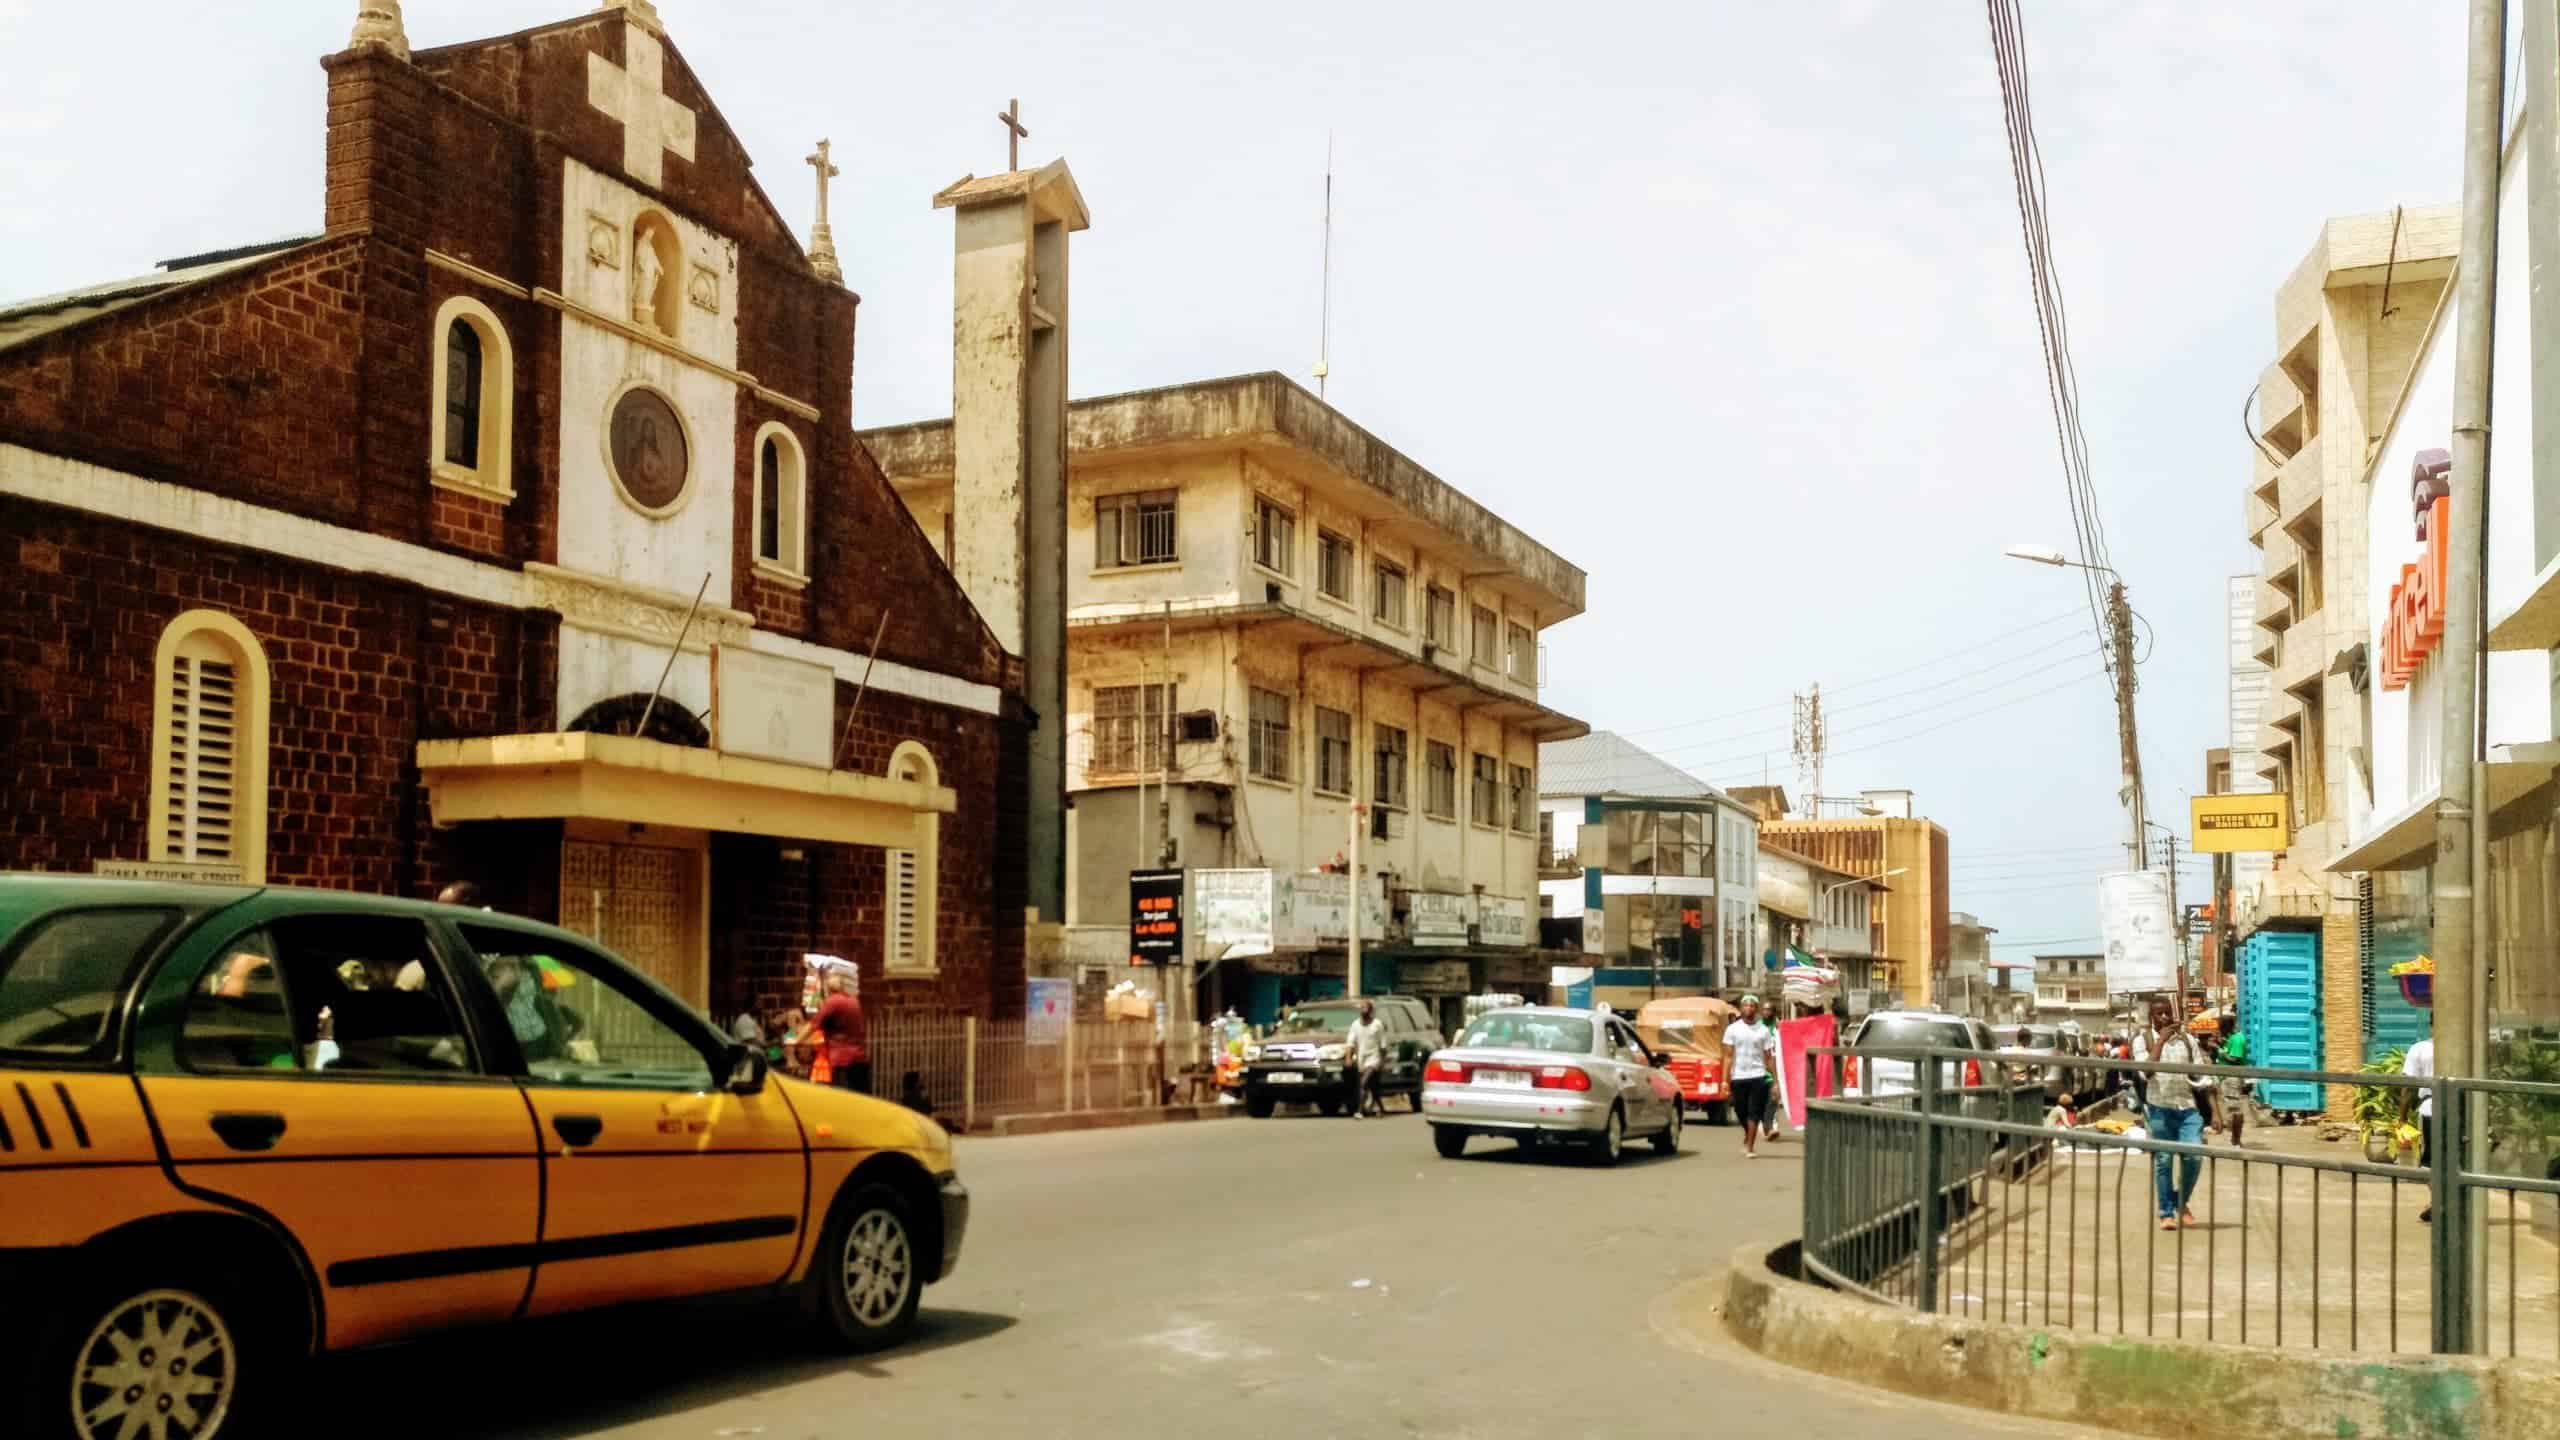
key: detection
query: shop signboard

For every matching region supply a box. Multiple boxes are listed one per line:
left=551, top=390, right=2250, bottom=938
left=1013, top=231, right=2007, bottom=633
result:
left=1411, top=892, right=1469, bottom=947
left=1194, top=869, right=1276, bottom=958
left=1129, top=869, right=1184, bottom=966
left=1025, top=977, right=1071, bottom=1046
left=2097, top=869, right=2179, bottom=994
left=94, top=859, right=246, bottom=885
left=1277, top=871, right=1388, bottom=946
left=1477, top=895, right=1531, bottom=947
left=2189, top=794, right=2288, bottom=854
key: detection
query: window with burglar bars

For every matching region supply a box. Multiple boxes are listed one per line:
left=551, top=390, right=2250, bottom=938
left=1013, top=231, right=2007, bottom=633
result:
left=1314, top=707, right=1353, bottom=794
left=1425, top=741, right=1458, bottom=819
left=1374, top=723, right=1409, bottom=809
left=1096, top=490, right=1178, bottom=568
left=1089, top=684, right=1172, bottom=775
left=1471, top=752, right=1500, bottom=826
left=1249, top=688, right=1294, bottom=782
left=1508, top=764, right=1533, bottom=831
left=1472, top=606, right=1499, bottom=668
left=1253, top=496, right=1296, bottom=576
left=1374, top=561, right=1408, bottom=628
left=1317, top=530, right=1355, bottom=602
left=1426, top=586, right=1456, bottom=647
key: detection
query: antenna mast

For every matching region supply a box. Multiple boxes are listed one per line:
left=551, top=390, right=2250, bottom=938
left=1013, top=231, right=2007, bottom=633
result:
left=1791, top=684, right=1825, bottom=818
left=1315, top=132, right=1334, bottom=400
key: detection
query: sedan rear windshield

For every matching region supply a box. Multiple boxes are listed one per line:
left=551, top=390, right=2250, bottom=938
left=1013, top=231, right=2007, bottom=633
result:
left=0, top=907, right=180, bottom=1056
left=1853, top=1017, right=1974, bottom=1052
left=1459, top=1013, right=1591, bottom=1054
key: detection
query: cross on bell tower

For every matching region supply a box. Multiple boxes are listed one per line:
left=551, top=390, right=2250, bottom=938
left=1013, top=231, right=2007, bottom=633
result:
left=805, top=139, right=843, bottom=283
left=996, top=98, right=1029, bottom=172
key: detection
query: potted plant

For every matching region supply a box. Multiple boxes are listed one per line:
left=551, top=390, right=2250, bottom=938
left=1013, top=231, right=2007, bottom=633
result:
left=2353, top=1048, right=2410, bottom=1164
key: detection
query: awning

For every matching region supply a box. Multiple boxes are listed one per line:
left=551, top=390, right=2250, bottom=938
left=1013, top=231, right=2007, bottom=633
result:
left=417, top=732, right=953, bottom=849
left=1761, top=893, right=1811, bottom=922
left=2328, top=750, right=2560, bottom=872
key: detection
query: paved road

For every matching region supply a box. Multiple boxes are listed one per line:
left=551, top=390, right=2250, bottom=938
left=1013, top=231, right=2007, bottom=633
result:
left=311, top=1109, right=2100, bottom=1437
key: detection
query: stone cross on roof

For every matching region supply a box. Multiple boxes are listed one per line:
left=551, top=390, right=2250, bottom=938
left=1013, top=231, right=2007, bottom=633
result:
left=997, top=98, right=1028, bottom=172
left=805, top=139, right=844, bottom=283
left=587, top=21, right=696, bottom=187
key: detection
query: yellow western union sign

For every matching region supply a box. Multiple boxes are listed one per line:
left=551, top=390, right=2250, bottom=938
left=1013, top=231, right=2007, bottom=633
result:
left=2190, top=794, right=2289, bottom=853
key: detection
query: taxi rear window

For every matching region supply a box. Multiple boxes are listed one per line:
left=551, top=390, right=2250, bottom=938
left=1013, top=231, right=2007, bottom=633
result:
left=0, top=908, right=181, bottom=1058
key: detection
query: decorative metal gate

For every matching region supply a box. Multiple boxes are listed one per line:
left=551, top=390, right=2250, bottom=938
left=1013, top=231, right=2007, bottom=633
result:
left=562, top=840, right=701, bottom=1007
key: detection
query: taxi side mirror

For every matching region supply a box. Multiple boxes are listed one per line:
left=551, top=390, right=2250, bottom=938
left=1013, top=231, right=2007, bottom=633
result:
left=725, top=1041, right=767, bottom=1095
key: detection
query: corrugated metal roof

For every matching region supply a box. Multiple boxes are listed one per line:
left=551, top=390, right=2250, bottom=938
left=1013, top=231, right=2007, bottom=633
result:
left=1537, top=730, right=1732, bottom=803
left=0, top=237, right=318, bottom=355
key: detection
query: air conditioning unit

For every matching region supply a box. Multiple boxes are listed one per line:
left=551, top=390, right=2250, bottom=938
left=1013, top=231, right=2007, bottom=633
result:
left=1178, top=710, right=1219, bottom=743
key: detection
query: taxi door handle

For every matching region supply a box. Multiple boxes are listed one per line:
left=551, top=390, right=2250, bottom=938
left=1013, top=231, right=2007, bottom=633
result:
left=209, top=1112, right=286, bottom=1152
left=552, top=1114, right=604, bottom=1147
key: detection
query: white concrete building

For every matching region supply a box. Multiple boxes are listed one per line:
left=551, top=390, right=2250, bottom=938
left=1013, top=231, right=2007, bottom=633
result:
left=865, top=373, right=1586, bottom=1027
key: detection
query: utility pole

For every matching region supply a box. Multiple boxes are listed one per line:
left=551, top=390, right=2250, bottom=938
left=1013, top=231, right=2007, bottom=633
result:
left=1346, top=799, right=1366, bottom=1000
left=2434, top=0, right=2506, bottom=1357
left=2108, top=581, right=2147, bottom=872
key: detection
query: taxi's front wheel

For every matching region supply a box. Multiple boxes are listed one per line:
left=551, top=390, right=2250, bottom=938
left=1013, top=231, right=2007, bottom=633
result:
left=804, top=1182, right=922, bottom=1351
left=37, top=1269, right=257, bottom=1440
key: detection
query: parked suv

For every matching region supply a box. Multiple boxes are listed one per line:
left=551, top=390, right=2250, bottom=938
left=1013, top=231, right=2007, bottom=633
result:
left=1842, top=1009, right=1998, bottom=1098
left=1244, top=995, right=1441, bottom=1117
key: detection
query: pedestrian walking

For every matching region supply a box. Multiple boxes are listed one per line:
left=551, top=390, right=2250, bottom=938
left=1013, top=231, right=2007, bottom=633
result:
left=1723, top=994, right=1778, bottom=1159
left=2133, top=997, right=2212, bottom=1230
left=798, top=968, right=871, bottom=1095
left=2215, top=1015, right=2249, bottom=1148
left=2399, top=1033, right=2437, bottom=1222
left=1347, top=999, right=1387, bottom=1119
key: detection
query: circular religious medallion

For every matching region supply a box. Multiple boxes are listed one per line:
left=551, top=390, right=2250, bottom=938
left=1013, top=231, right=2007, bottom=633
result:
left=608, top=385, right=690, bottom=513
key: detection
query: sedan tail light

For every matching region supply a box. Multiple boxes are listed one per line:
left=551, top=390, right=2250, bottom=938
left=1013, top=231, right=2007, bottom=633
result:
left=1425, top=1057, right=1467, bottom=1083
left=1531, top=1065, right=1592, bottom=1092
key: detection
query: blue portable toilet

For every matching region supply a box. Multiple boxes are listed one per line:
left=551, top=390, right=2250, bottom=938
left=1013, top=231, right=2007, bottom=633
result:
left=2242, top=929, right=2324, bottom=1112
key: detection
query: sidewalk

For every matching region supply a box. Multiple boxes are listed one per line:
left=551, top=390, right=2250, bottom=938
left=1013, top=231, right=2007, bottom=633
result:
left=1930, top=1122, right=2560, bottom=1360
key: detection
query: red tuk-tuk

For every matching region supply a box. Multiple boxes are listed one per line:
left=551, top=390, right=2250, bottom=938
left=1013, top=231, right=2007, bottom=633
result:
left=1634, top=995, right=1739, bottom=1125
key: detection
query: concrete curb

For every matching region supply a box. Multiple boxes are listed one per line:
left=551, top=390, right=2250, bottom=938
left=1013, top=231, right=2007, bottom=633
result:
left=985, top=1102, right=1243, bottom=1137
left=1716, top=1238, right=2560, bottom=1440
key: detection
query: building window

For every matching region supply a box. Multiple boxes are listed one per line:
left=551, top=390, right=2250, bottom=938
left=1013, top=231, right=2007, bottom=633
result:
left=1426, top=586, right=1456, bottom=648
left=1252, top=496, right=1296, bottom=576
left=1472, top=606, right=1499, bottom=668
left=751, top=422, right=807, bottom=576
left=1317, top=530, right=1355, bottom=602
left=1091, top=684, right=1172, bottom=775
left=2297, top=681, right=2327, bottom=825
left=1425, top=741, right=1458, bottom=820
left=1314, top=707, right=1353, bottom=795
left=1249, top=688, right=1294, bottom=782
left=885, top=742, right=941, bottom=975
left=1508, top=764, right=1533, bottom=832
left=1538, top=809, right=1557, bottom=860
left=428, top=295, right=514, bottom=496
left=1374, top=561, right=1408, bottom=629
left=1374, top=723, right=1409, bottom=809
left=1471, top=752, right=1500, bottom=827
left=1098, top=490, right=1177, bottom=568
left=1508, top=623, right=1534, bottom=682
left=150, top=611, right=270, bottom=883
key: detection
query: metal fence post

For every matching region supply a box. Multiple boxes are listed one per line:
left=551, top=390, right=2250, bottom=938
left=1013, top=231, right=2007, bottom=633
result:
left=963, top=1016, right=978, bottom=1134
left=1065, top=1019, right=1080, bottom=1113
left=1917, top=1053, right=1944, bottom=1313
left=2430, top=1074, right=2469, bottom=1354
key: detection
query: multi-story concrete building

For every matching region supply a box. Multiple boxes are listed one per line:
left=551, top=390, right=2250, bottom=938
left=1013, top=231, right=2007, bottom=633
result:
left=2224, top=574, right=2275, bottom=929
left=2031, top=952, right=2111, bottom=1030
left=1942, top=911, right=1999, bottom=1019
left=2244, top=205, right=2456, bottom=1107
left=1757, top=842, right=1888, bottom=1007
left=1762, top=790, right=1951, bottom=1009
left=865, top=373, right=1586, bottom=1027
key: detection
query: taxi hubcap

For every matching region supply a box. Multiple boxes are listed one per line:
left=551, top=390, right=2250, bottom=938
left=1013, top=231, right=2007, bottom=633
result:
left=73, top=1289, right=233, bottom=1440
left=842, top=1209, right=913, bottom=1327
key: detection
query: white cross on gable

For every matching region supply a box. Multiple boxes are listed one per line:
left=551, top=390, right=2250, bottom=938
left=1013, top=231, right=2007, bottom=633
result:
left=587, top=26, right=697, bottom=189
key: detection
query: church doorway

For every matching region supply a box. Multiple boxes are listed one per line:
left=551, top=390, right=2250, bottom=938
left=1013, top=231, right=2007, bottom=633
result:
left=561, top=822, right=709, bottom=1008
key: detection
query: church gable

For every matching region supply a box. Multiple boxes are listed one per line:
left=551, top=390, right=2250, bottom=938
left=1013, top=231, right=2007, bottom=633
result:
left=412, top=9, right=799, bottom=259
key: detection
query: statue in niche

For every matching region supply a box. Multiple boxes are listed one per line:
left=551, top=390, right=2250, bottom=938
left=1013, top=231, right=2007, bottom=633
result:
left=631, top=227, right=665, bottom=328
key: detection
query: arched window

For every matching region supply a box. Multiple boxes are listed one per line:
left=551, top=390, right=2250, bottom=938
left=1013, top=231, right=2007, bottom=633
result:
left=429, top=295, right=514, bottom=497
left=750, top=422, right=807, bottom=578
left=150, top=610, right=271, bottom=883
left=885, top=741, right=940, bottom=976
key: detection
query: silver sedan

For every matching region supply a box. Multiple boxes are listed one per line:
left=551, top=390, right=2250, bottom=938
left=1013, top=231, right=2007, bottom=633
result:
left=1422, top=1006, right=1684, bottom=1165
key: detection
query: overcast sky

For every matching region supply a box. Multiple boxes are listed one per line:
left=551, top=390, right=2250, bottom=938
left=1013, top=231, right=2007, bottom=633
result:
left=1, top=1, right=2473, bottom=964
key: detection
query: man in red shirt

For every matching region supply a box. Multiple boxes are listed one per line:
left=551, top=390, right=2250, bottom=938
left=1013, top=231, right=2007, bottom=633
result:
left=813, top=969, right=871, bottom=1095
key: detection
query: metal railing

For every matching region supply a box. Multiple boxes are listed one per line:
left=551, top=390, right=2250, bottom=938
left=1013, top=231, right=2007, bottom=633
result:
left=816, top=1012, right=1204, bottom=1130
left=1799, top=1047, right=2560, bottom=1358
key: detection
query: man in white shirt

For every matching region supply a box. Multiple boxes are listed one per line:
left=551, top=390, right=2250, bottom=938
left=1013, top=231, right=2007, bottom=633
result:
left=1722, top=994, right=1778, bottom=1159
left=2400, top=1035, right=2436, bottom=1221
left=1347, top=1000, right=1388, bottom=1119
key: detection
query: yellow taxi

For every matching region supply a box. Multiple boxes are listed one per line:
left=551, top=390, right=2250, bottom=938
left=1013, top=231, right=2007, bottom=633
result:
left=0, top=875, right=967, bottom=1440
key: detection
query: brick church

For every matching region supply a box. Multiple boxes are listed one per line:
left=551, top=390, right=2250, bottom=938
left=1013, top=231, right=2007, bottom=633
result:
left=0, top=0, right=1083, bottom=1023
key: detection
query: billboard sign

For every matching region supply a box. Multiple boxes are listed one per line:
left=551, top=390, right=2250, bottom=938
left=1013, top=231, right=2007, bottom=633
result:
left=1410, top=892, right=1469, bottom=947
left=2098, top=870, right=2180, bottom=994
left=1194, top=868, right=1275, bottom=958
left=2189, top=794, right=2288, bottom=854
left=1129, top=869, right=1184, bottom=966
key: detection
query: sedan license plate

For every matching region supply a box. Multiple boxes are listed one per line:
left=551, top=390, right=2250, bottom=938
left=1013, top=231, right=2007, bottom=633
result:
left=1475, top=1069, right=1532, bottom=1088
left=1266, top=1071, right=1303, bottom=1085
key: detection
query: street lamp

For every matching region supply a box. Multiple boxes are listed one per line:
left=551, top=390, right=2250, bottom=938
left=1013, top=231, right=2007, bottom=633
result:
left=2005, top=543, right=2147, bottom=869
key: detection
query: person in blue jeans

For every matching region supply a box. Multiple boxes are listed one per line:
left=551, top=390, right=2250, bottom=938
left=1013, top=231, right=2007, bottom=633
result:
left=2133, top=997, right=2212, bottom=1229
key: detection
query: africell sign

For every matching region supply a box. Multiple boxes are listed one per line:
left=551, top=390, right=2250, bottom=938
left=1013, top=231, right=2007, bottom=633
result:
left=2379, top=448, right=2452, bottom=692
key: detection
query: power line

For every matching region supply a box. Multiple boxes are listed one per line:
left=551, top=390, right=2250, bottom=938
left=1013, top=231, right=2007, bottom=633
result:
left=1661, top=660, right=2108, bottom=775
